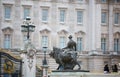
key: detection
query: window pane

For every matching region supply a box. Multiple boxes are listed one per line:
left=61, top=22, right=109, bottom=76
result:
left=23, top=35, right=27, bottom=41
left=78, top=0, right=83, bottom=1
left=4, top=6, right=11, bottom=19
left=77, top=37, right=82, bottom=51
left=101, top=12, right=107, bottom=23
left=101, top=0, right=107, bottom=3
left=77, top=11, right=83, bottom=24
left=42, top=36, right=48, bottom=47
left=60, top=37, right=66, bottom=48
left=114, top=13, right=119, bottom=24
left=101, top=38, right=107, bottom=53
left=77, top=0, right=83, bottom=4
left=60, top=10, right=65, bottom=23
left=114, top=39, right=119, bottom=52
left=24, top=8, right=30, bottom=19
left=4, top=34, right=11, bottom=49
left=42, top=9, right=48, bottom=22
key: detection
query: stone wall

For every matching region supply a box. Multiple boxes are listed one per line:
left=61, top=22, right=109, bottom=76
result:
left=50, top=72, right=120, bottom=77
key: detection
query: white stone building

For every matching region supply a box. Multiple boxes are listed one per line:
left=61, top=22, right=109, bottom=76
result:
left=0, top=0, right=120, bottom=73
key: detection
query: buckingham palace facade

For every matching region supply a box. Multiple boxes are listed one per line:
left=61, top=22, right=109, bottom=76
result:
left=0, top=0, right=120, bottom=72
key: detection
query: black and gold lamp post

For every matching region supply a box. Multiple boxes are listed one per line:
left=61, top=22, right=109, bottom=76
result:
left=21, top=17, right=36, bottom=70
left=21, top=17, right=35, bottom=40
left=43, top=46, right=48, bottom=65
left=42, top=46, right=49, bottom=77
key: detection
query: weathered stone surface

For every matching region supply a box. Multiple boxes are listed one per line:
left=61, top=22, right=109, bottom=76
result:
left=50, top=72, right=120, bottom=77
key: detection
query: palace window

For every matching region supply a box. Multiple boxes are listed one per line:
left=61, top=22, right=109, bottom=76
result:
left=24, top=7, right=30, bottom=19
left=77, top=0, right=83, bottom=3
left=77, top=11, right=83, bottom=24
left=101, top=0, right=107, bottom=3
left=59, top=36, right=66, bottom=48
left=42, top=9, right=48, bottom=22
left=4, top=6, right=11, bottom=19
left=23, top=35, right=27, bottom=41
left=101, top=12, right=107, bottom=24
left=41, top=36, right=48, bottom=48
left=114, top=38, right=120, bottom=52
left=101, top=38, right=107, bottom=53
left=60, top=9, right=66, bottom=23
left=77, top=37, right=83, bottom=51
left=114, top=13, right=119, bottom=24
left=78, top=0, right=83, bottom=1
left=4, top=34, right=11, bottom=49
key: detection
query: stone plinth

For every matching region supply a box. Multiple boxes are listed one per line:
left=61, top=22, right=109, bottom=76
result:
left=50, top=71, right=120, bottom=77
left=41, top=65, right=49, bottom=77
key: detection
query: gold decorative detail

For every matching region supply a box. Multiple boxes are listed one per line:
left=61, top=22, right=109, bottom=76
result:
left=0, top=48, right=21, bottom=59
left=3, top=59, right=14, bottom=74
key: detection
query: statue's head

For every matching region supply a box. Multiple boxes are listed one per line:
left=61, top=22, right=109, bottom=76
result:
left=49, top=47, right=57, bottom=58
left=68, top=35, right=72, bottom=39
left=49, top=51, right=54, bottom=58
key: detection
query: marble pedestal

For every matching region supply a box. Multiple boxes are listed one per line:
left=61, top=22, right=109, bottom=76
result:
left=50, top=71, right=120, bottom=77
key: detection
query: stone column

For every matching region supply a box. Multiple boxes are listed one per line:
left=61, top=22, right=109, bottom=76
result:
left=21, top=40, right=36, bottom=77
left=88, top=0, right=96, bottom=51
left=88, top=0, right=101, bottom=53
left=22, top=54, right=36, bottom=77
left=88, top=0, right=103, bottom=72
left=108, top=5, right=114, bottom=52
left=95, top=3, right=101, bottom=52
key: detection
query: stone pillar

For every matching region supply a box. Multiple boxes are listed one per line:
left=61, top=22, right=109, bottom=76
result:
left=21, top=40, right=36, bottom=77
left=88, top=0, right=96, bottom=51
left=22, top=54, right=36, bottom=77
left=42, top=65, right=49, bottom=77
left=108, top=5, right=114, bottom=52
left=88, top=0, right=102, bottom=54
left=95, top=3, right=101, bottom=51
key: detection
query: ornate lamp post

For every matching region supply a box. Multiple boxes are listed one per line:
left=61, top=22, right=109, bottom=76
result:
left=43, top=47, right=47, bottom=65
left=21, top=17, right=36, bottom=68
left=42, top=46, right=49, bottom=77
left=20, top=17, right=36, bottom=77
left=21, top=17, right=35, bottom=40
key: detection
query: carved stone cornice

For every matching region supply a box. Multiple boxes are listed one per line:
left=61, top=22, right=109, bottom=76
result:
left=2, top=27, right=13, bottom=34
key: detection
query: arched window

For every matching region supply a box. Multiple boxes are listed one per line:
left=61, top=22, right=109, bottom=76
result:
left=57, top=29, right=68, bottom=48
left=2, top=27, right=13, bottom=49
left=40, top=27, right=51, bottom=49
left=75, top=30, right=85, bottom=51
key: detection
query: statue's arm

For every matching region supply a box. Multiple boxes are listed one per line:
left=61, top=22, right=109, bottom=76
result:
left=75, top=43, right=77, bottom=51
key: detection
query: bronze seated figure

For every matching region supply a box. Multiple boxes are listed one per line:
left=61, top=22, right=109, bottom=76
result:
left=49, top=35, right=81, bottom=70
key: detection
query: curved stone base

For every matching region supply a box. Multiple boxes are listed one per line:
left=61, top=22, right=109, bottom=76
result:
left=52, top=70, right=89, bottom=72
left=50, top=71, right=120, bottom=77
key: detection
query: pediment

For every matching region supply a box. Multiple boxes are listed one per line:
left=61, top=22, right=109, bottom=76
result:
left=57, top=29, right=68, bottom=34
left=75, top=30, right=85, bottom=35
left=2, top=26, right=13, bottom=33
